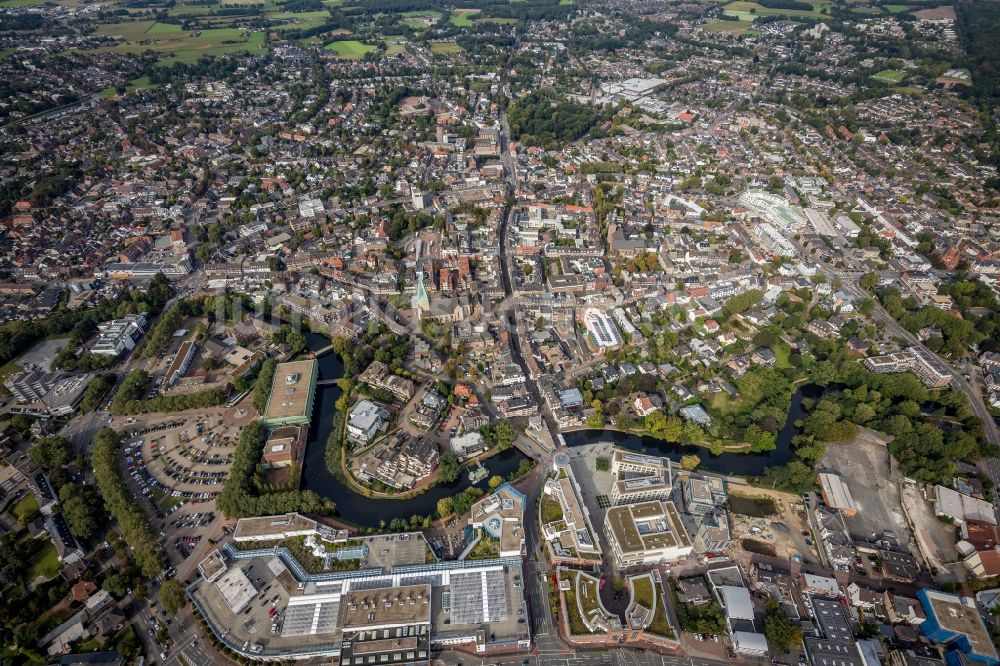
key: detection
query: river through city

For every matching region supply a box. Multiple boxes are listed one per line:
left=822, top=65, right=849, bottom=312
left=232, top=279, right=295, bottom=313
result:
left=298, top=330, right=819, bottom=526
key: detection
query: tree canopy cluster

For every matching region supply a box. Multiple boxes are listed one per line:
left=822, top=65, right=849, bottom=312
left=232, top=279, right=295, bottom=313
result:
left=216, top=420, right=335, bottom=518
left=92, top=428, right=164, bottom=578
left=111, top=369, right=223, bottom=415
left=506, top=92, right=610, bottom=150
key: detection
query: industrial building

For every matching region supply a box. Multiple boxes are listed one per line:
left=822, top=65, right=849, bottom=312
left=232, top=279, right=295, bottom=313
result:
left=818, top=472, right=859, bottom=516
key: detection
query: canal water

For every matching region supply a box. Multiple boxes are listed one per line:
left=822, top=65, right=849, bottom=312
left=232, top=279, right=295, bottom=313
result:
left=562, top=382, right=827, bottom=476
left=298, top=329, right=820, bottom=525
left=298, top=330, right=527, bottom=527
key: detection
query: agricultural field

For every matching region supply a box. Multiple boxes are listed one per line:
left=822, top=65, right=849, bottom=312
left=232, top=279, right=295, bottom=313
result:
left=383, top=36, right=408, bottom=56
left=477, top=16, right=520, bottom=24
left=325, top=39, right=376, bottom=59
left=705, top=20, right=753, bottom=33
left=872, top=69, right=907, bottom=83
left=722, top=0, right=831, bottom=21
left=93, top=21, right=262, bottom=64
left=449, top=8, right=480, bottom=26
left=401, top=9, right=440, bottom=30
left=430, top=41, right=463, bottom=55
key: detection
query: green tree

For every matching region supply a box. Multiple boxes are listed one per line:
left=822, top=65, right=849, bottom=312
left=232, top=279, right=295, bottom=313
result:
left=860, top=272, right=879, bottom=292
left=438, top=453, right=460, bottom=484
left=680, top=454, right=700, bottom=471
left=29, top=436, right=71, bottom=469
left=436, top=497, right=454, bottom=517
left=763, top=599, right=803, bottom=651
left=159, top=580, right=186, bottom=615
left=488, top=475, right=504, bottom=489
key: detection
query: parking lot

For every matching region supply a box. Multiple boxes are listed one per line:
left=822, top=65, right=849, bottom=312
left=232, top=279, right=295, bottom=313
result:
left=114, top=408, right=249, bottom=577
left=817, top=431, right=912, bottom=547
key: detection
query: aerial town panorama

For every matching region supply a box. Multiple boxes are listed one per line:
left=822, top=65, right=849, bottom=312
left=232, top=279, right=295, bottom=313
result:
left=0, top=0, right=1000, bottom=665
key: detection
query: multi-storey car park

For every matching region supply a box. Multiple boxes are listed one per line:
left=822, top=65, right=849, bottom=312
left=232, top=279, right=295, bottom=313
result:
left=188, top=513, right=530, bottom=663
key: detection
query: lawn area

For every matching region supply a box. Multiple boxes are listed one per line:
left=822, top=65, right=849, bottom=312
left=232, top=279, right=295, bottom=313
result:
left=883, top=3, right=911, bottom=11
left=563, top=572, right=596, bottom=635
left=705, top=20, right=752, bottom=33
left=147, top=22, right=183, bottom=34
left=631, top=575, right=655, bottom=610
left=270, top=10, right=330, bottom=32
left=540, top=494, right=563, bottom=524
left=577, top=575, right=603, bottom=618
left=430, top=41, right=463, bottom=55
left=10, top=494, right=39, bottom=523
left=466, top=534, right=499, bottom=560
left=872, top=69, right=907, bottom=83
left=96, top=22, right=258, bottom=63
left=96, top=20, right=158, bottom=40
left=325, top=39, right=376, bottom=59
left=0, top=0, right=49, bottom=7
left=723, top=0, right=831, bottom=20
left=449, top=8, right=480, bottom=26
left=648, top=581, right=675, bottom=638
left=383, top=37, right=407, bottom=55
left=477, top=16, right=520, bottom=24
left=28, top=539, right=61, bottom=580
left=773, top=341, right=793, bottom=369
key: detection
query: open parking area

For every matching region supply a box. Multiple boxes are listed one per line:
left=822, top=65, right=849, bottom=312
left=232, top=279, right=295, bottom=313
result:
left=113, top=406, right=251, bottom=575
left=817, top=431, right=913, bottom=547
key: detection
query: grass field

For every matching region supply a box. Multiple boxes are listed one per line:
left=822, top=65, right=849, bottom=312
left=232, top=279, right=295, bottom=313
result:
left=95, top=22, right=260, bottom=64
left=872, top=69, right=907, bottom=83
left=0, top=0, right=49, bottom=7
left=383, top=36, right=408, bottom=55
left=325, top=39, right=376, bottom=59
left=449, top=8, right=480, bottom=26
left=705, top=19, right=752, bottom=33
left=28, top=540, right=60, bottom=580
left=883, top=3, right=911, bottom=12
left=10, top=495, right=39, bottom=522
left=147, top=22, right=183, bottom=34
left=430, top=41, right=463, bottom=54
left=477, top=16, right=520, bottom=24
left=723, top=0, right=831, bottom=20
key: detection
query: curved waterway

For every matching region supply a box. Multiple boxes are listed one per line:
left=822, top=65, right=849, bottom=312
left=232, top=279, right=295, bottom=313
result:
left=562, top=383, right=829, bottom=477
left=298, top=329, right=821, bottom=525
left=298, top=330, right=527, bottom=528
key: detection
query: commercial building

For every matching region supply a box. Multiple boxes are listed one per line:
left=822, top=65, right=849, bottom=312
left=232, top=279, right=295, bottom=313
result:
left=682, top=474, right=728, bottom=517
left=346, top=399, right=389, bottom=445
left=610, top=450, right=673, bottom=506
left=804, top=597, right=865, bottom=666
left=4, top=367, right=58, bottom=403
left=92, top=313, right=147, bottom=357
left=603, top=500, right=692, bottom=568
left=469, top=483, right=527, bottom=558
left=583, top=308, right=622, bottom=349
left=918, top=589, right=999, bottom=666
left=540, top=467, right=602, bottom=563
left=262, top=359, right=319, bottom=427
left=190, top=517, right=529, bottom=663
